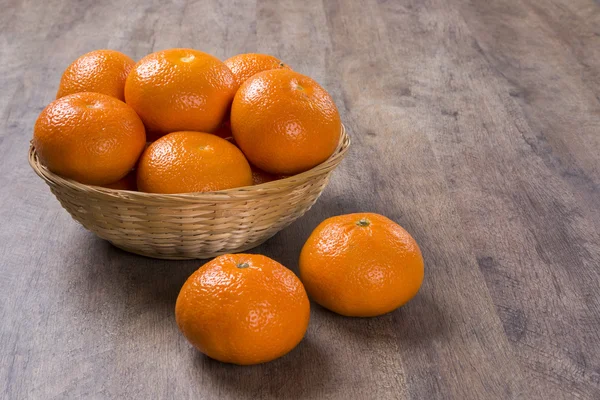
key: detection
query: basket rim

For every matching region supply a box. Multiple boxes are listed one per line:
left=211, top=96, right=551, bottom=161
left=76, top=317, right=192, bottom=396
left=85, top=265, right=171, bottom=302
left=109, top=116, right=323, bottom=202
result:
left=29, top=124, right=350, bottom=202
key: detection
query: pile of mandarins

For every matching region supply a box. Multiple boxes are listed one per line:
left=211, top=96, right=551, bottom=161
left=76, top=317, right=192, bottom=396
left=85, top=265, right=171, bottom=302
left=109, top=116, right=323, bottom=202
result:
left=33, top=49, right=425, bottom=367
left=33, top=49, right=342, bottom=193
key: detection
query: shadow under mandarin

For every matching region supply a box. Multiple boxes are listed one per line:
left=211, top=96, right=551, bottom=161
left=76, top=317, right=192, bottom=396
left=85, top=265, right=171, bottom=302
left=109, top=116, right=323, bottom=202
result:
left=193, top=337, right=332, bottom=399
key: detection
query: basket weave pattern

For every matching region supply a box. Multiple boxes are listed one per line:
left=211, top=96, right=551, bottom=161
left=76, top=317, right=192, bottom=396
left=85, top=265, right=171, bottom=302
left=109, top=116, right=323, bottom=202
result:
left=29, top=126, right=350, bottom=259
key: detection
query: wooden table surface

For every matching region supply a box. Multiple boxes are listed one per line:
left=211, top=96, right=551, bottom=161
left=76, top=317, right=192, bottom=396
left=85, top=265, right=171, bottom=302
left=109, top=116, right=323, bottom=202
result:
left=2, top=0, right=600, bottom=399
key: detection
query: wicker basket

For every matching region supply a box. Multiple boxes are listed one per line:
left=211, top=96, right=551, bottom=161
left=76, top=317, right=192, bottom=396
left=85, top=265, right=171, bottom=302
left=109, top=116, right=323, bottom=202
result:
left=29, top=125, right=350, bottom=259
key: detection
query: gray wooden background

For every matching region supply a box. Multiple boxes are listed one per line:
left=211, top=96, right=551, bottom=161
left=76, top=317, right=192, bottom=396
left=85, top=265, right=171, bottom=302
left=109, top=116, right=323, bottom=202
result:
left=1, top=0, right=599, bottom=399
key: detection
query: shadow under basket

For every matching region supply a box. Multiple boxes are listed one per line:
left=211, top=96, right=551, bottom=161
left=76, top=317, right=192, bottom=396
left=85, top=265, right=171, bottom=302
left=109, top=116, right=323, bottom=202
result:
left=29, top=125, right=350, bottom=260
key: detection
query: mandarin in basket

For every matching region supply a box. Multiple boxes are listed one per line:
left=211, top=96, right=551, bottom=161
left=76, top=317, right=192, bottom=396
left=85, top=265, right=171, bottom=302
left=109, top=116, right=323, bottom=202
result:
left=212, top=119, right=233, bottom=140
left=224, top=53, right=291, bottom=90
left=102, top=170, right=138, bottom=191
left=299, top=213, right=424, bottom=317
left=124, top=48, right=236, bottom=139
left=231, top=69, right=341, bottom=175
left=56, top=50, right=135, bottom=101
left=33, top=92, right=146, bottom=185
left=251, top=167, right=280, bottom=185
left=137, top=131, right=252, bottom=194
left=175, top=254, right=310, bottom=365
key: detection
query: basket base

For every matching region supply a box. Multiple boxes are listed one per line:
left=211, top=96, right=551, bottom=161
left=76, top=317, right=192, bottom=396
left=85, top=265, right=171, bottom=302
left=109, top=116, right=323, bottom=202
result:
left=109, top=236, right=274, bottom=260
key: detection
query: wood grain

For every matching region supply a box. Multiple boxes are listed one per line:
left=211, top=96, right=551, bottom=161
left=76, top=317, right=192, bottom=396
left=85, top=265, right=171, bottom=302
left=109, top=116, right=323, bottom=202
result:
left=1, top=0, right=599, bottom=399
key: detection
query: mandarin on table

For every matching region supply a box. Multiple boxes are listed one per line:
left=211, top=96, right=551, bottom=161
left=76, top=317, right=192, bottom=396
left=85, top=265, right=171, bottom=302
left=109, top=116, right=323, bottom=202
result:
left=175, top=254, right=310, bottom=365
left=137, top=131, right=253, bottom=194
left=124, top=48, right=236, bottom=139
left=33, top=92, right=146, bottom=185
left=224, top=53, right=291, bottom=91
left=299, top=213, right=424, bottom=317
left=56, top=50, right=135, bottom=101
left=231, top=69, right=341, bottom=175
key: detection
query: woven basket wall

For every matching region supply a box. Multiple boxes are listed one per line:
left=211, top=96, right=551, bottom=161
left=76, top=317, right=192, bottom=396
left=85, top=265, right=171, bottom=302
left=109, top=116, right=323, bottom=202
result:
left=29, top=126, right=350, bottom=260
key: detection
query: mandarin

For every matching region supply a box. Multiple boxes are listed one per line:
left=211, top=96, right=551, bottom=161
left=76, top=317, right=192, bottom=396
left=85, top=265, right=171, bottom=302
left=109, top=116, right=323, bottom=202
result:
left=124, top=49, right=236, bottom=139
left=102, top=170, right=138, bottom=191
left=231, top=69, right=341, bottom=175
left=224, top=53, right=291, bottom=91
left=33, top=92, right=146, bottom=185
left=137, top=131, right=252, bottom=194
left=299, top=213, right=424, bottom=317
left=175, top=254, right=310, bottom=365
left=56, top=50, right=135, bottom=101
left=251, top=167, right=280, bottom=185
left=212, top=120, right=233, bottom=140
